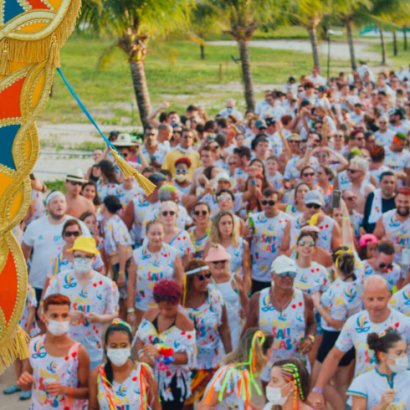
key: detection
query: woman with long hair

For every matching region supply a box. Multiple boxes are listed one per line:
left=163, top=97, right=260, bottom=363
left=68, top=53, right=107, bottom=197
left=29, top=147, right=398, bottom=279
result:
left=127, top=220, right=184, bottom=327
left=348, top=331, right=410, bottom=409
left=205, top=244, right=248, bottom=350
left=158, top=200, right=194, bottom=267
left=183, top=259, right=232, bottom=408
left=188, top=202, right=211, bottom=259
left=134, top=280, right=196, bottom=409
left=96, top=160, right=121, bottom=201
left=199, top=328, right=273, bottom=409
left=282, top=182, right=310, bottom=218
left=311, top=248, right=363, bottom=410
left=264, top=359, right=313, bottom=410
left=89, top=319, right=160, bottom=409
left=207, top=211, right=251, bottom=293
left=81, top=181, right=101, bottom=207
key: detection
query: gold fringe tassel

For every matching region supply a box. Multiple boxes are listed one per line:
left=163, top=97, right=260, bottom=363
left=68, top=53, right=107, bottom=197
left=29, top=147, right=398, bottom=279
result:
left=110, top=148, right=156, bottom=195
left=0, top=40, right=10, bottom=76
left=0, top=0, right=81, bottom=67
left=0, top=326, right=29, bottom=374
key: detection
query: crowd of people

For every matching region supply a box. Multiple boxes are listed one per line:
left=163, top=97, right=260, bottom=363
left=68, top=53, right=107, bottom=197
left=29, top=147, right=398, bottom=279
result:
left=3, top=63, right=410, bottom=409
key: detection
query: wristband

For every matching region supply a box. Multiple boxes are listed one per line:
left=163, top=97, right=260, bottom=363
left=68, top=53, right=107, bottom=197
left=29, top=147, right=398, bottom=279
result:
left=127, top=307, right=135, bottom=313
left=119, top=271, right=126, bottom=276
left=307, top=334, right=315, bottom=343
left=312, top=387, right=323, bottom=394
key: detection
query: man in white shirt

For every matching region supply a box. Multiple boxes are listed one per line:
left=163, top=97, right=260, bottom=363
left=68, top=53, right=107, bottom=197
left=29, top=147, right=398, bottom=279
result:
left=306, top=66, right=326, bottom=86
left=374, top=116, right=395, bottom=147
left=21, top=191, right=90, bottom=303
left=218, top=98, right=243, bottom=121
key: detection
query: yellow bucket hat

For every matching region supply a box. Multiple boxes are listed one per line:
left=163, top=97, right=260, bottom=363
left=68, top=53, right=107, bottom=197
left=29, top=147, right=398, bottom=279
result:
left=68, top=236, right=99, bottom=255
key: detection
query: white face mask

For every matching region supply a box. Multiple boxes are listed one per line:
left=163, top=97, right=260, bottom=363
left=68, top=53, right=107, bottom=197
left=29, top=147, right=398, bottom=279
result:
left=266, top=386, right=288, bottom=406
left=389, top=355, right=409, bottom=373
left=73, top=257, right=93, bottom=275
left=107, top=348, right=131, bottom=367
left=175, top=174, right=186, bottom=182
left=47, top=319, right=70, bottom=336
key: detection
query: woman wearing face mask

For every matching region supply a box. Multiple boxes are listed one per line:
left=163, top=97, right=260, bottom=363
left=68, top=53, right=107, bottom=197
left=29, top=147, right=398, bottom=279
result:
left=199, top=328, right=273, bottom=409
left=173, top=157, right=192, bottom=196
left=42, top=220, right=105, bottom=299
left=347, top=331, right=410, bottom=409
left=127, top=220, right=184, bottom=328
left=101, top=195, right=133, bottom=318
left=183, top=259, right=232, bottom=409
left=157, top=200, right=194, bottom=267
left=264, top=359, right=312, bottom=410
left=17, top=294, right=90, bottom=409
left=134, top=279, right=196, bottom=409
left=206, top=211, right=251, bottom=293
left=89, top=319, right=160, bottom=410
left=45, top=236, right=119, bottom=370
left=205, top=244, right=248, bottom=350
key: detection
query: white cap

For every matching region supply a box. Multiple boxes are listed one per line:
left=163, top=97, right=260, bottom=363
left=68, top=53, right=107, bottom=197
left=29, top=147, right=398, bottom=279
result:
left=270, top=255, right=297, bottom=275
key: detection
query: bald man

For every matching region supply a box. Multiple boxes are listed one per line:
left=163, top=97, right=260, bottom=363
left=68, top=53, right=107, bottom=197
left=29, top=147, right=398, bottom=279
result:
left=309, top=276, right=410, bottom=409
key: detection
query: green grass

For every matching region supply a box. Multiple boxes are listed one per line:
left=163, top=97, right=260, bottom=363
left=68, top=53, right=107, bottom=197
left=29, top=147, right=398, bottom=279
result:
left=368, top=40, right=410, bottom=67
left=44, top=34, right=404, bottom=126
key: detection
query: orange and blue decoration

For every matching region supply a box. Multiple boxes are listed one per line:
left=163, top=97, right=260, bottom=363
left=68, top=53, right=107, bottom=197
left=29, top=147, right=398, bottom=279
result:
left=0, top=0, right=81, bottom=373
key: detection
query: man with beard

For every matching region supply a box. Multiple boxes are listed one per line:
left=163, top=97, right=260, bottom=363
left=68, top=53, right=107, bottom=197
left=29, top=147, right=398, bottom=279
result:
left=362, top=171, right=397, bottom=233
left=141, top=126, right=168, bottom=169
left=21, top=191, right=90, bottom=304
left=384, top=132, right=410, bottom=187
left=374, top=187, right=410, bottom=266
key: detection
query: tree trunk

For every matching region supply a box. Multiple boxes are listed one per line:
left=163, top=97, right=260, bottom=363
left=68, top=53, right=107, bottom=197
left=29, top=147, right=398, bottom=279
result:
left=238, top=39, right=255, bottom=113
left=345, top=19, right=356, bottom=71
left=379, top=27, right=386, bottom=65
left=200, top=44, right=205, bottom=60
left=393, top=30, right=398, bottom=56
left=129, top=59, right=152, bottom=129
left=404, top=27, right=408, bottom=51
left=308, top=25, right=321, bottom=70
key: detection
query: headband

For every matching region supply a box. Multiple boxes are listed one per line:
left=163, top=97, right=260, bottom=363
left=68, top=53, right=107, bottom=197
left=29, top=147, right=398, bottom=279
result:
left=45, top=191, right=65, bottom=205
left=335, top=247, right=353, bottom=268
left=185, top=266, right=209, bottom=276
left=111, top=318, right=132, bottom=333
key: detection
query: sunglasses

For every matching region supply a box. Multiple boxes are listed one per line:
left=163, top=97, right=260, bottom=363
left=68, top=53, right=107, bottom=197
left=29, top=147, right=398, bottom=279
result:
left=276, top=271, right=297, bottom=279
left=74, top=254, right=93, bottom=259
left=303, top=172, right=315, bottom=177
left=378, top=263, right=393, bottom=270
left=306, top=203, right=321, bottom=209
left=228, top=162, right=236, bottom=166
left=356, top=137, right=364, bottom=141
left=347, top=169, right=358, bottom=174
left=182, top=135, right=193, bottom=139
left=146, top=133, right=156, bottom=137
left=194, top=210, right=208, bottom=216
left=69, top=181, right=83, bottom=186
left=211, top=260, right=227, bottom=267
left=298, top=240, right=315, bottom=247
left=161, top=211, right=176, bottom=217
left=218, top=195, right=232, bottom=202
left=197, top=272, right=212, bottom=281
left=64, top=231, right=81, bottom=237
left=261, top=200, right=276, bottom=206
left=176, top=169, right=188, bottom=175
left=289, top=140, right=300, bottom=144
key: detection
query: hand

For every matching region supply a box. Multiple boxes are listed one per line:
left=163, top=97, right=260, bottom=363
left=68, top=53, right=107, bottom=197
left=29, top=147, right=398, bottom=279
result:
left=44, top=382, right=66, bottom=396
left=85, top=312, right=101, bottom=324
left=70, top=311, right=84, bottom=323
left=127, top=312, right=136, bottom=328
left=308, top=391, right=325, bottom=410
left=17, top=371, right=34, bottom=390
left=116, top=274, right=126, bottom=288
left=298, top=337, right=314, bottom=355
left=380, top=390, right=395, bottom=407
left=159, top=102, right=170, bottom=110
left=143, top=344, right=160, bottom=359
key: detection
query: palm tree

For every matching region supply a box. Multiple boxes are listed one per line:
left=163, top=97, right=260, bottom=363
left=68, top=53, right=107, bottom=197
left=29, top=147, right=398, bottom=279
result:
left=331, top=0, right=372, bottom=70
left=79, top=0, right=192, bottom=128
left=290, top=0, right=330, bottom=71
left=210, top=0, right=280, bottom=113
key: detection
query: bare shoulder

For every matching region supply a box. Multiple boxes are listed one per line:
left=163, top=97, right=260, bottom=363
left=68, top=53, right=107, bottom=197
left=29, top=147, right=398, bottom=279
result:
left=144, top=308, right=159, bottom=322
left=176, top=311, right=194, bottom=331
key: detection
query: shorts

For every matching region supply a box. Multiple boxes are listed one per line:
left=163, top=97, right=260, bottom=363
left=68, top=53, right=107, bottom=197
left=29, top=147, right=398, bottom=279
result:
left=317, top=330, right=355, bottom=367
left=112, top=258, right=131, bottom=300
left=315, top=311, right=323, bottom=335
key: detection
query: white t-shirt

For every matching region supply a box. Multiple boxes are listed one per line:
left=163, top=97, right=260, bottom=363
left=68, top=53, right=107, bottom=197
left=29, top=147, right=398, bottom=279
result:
left=335, top=309, right=410, bottom=377
left=348, top=368, right=410, bottom=409
left=23, top=215, right=90, bottom=289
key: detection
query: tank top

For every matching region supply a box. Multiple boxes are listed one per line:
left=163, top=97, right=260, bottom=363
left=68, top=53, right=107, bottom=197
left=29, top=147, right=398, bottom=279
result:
left=97, top=363, right=152, bottom=409
left=210, top=279, right=241, bottom=350
left=132, top=243, right=178, bottom=311
left=226, top=238, right=245, bottom=278
left=382, top=209, right=410, bottom=264
left=29, top=334, right=85, bottom=410
left=188, top=227, right=210, bottom=259
left=258, top=287, right=306, bottom=363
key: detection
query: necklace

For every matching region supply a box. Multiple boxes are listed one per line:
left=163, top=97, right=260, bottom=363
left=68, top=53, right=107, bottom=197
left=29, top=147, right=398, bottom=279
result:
left=270, top=288, right=294, bottom=313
